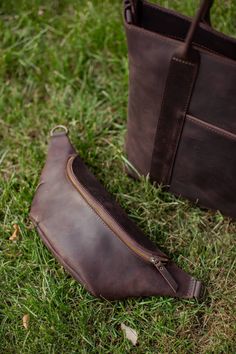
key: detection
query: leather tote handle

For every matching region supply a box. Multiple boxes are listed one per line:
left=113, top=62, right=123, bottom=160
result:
left=203, top=0, right=214, bottom=25
left=178, top=0, right=214, bottom=59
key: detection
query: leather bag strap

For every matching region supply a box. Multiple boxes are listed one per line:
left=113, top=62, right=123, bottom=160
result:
left=150, top=53, right=200, bottom=185
left=178, top=0, right=215, bottom=59
left=150, top=0, right=214, bottom=184
left=202, top=0, right=214, bottom=25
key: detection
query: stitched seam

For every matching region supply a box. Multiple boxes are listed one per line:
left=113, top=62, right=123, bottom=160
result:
left=172, top=57, right=195, bottom=66
left=187, top=115, right=236, bottom=141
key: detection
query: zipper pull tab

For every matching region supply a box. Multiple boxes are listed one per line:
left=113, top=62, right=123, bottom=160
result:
left=151, top=257, right=178, bottom=293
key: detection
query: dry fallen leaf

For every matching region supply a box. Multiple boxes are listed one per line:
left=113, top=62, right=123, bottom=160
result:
left=38, top=8, right=44, bottom=16
left=121, top=323, right=138, bottom=346
left=22, top=314, right=30, bottom=329
left=9, top=224, right=19, bottom=241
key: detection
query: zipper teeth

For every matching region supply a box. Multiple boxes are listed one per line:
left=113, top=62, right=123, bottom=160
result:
left=66, top=156, right=168, bottom=264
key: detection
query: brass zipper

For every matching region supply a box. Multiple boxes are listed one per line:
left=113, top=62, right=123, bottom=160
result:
left=67, top=156, right=178, bottom=293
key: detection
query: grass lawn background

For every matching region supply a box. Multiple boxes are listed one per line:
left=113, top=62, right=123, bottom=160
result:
left=0, top=0, right=235, bottom=352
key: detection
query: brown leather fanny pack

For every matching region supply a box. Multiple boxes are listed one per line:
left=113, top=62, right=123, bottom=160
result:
left=30, top=127, right=202, bottom=300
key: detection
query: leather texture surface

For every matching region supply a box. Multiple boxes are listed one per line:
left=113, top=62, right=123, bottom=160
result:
left=149, top=53, right=199, bottom=184
left=170, top=115, right=236, bottom=219
left=30, top=132, right=202, bottom=300
left=124, top=0, right=236, bottom=218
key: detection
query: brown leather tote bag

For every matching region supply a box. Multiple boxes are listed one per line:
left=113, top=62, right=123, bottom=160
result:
left=124, top=0, right=236, bottom=218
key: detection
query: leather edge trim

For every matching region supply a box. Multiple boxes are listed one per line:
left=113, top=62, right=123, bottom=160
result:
left=187, top=114, right=236, bottom=141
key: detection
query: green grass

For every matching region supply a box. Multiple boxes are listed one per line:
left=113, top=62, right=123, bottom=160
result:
left=0, top=0, right=236, bottom=353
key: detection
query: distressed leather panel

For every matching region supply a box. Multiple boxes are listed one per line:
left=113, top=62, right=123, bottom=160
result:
left=125, top=25, right=179, bottom=175
left=170, top=116, right=236, bottom=218
left=189, top=53, right=236, bottom=133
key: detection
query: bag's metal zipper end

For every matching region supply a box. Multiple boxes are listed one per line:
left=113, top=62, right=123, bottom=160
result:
left=151, top=257, right=178, bottom=293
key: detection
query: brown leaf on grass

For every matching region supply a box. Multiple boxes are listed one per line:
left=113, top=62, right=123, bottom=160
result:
left=22, top=314, right=30, bottom=329
left=38, top=8, right=44, bottom=16
left=121, top=323, right=138, bottom=346
left=9, top=224, right=19, bottom=241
